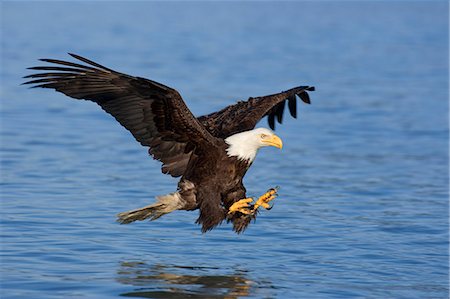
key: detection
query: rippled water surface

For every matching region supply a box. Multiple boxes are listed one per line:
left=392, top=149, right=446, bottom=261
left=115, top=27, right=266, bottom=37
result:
left=1, top=2, right=448, bottom=298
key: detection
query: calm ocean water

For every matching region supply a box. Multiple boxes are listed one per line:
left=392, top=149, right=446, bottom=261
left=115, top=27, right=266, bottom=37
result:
left=1, top=1, right=448, bottom=298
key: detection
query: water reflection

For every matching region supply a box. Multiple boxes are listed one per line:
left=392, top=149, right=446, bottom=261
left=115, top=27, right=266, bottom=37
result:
left=117, top=261, right=254, bottom=298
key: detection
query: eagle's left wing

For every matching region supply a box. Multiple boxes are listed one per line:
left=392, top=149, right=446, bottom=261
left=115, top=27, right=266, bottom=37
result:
left=198, top=86, right=314, bottom=138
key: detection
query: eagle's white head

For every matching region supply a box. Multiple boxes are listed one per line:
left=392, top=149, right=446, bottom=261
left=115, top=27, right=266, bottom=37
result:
left=224, top=128, right=283, bottom=163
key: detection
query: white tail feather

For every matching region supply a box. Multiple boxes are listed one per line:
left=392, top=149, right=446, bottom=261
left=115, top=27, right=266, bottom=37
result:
left=117, top=192, right=185, bottom=224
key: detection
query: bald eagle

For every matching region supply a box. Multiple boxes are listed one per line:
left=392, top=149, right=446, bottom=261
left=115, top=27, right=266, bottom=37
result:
left=23, top=53, right=314, bottom=233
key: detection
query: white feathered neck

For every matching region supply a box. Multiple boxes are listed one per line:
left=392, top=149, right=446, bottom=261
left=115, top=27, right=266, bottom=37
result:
left=224, top=128, right=274, bottom=163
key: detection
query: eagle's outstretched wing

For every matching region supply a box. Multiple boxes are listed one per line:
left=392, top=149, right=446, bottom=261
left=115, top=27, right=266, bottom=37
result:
left=197, top=86, right=314, bottom=138
left=23, top=53, right=218, bottom=177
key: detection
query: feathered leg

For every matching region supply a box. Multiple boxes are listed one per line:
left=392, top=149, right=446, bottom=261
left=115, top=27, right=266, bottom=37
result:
left=227, top=187, right=279, bottom=233
left=228, top=187, right=279, bottom=215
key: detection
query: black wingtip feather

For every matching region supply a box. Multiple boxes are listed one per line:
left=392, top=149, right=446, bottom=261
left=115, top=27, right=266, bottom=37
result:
left=27, top=65, right=90, bottom=72
left=268, top=113, right=275, bottom=130
left=298, top=91, right=311, bottom=104
left=23, top=73, right=62, bottom=79
left=36, top=57, right=99, bottom=71
left=68, top=53, right=114, bottom=72
left=275, top=100, right=285, bottom=124
left=22, top=78, right=56, bottom=85
left=287, top=94, right=297, bottom=118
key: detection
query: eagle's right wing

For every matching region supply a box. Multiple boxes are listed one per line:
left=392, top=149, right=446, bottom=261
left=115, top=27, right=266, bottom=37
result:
left=23, top=53, right=218, bottom=177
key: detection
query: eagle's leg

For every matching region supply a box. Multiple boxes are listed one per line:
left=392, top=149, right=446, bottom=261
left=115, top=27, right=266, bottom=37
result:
left=228, top=198, right=254, bottom=215
left=227, top=186, right=279, bottom=216
left=253, top=186, right=279, bottom=211
left=226, top=187, right=279, bottom=233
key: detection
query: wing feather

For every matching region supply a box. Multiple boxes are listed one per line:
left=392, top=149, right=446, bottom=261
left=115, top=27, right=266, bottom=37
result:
left=198, top=86, right=314, bottom=137
left=287, top=94, right=297, bottom=118
left=24, top=53, right=218, bottom=177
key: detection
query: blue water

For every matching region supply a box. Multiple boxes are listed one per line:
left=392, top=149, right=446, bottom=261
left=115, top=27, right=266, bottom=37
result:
left=1, top=1, right=448, bottom=298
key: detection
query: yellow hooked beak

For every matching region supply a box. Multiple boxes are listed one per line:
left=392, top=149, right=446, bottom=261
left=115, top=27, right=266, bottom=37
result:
left=262, top=134, right=283, bottom=149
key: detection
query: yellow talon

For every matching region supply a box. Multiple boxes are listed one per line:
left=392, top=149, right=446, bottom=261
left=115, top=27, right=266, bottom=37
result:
left=228, top=198, right=253, bottom=215
left=229, top=187, right=280, bottom=215
left=254, top=188, right=279, bottom=210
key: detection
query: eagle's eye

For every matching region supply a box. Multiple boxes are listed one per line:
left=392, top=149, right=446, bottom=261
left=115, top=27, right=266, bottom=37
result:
left=260, top=133, right=268, bottom=139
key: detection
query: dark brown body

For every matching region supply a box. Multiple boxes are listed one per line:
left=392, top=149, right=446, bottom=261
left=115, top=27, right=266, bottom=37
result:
left=178, top=142, right=252, bottom=232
